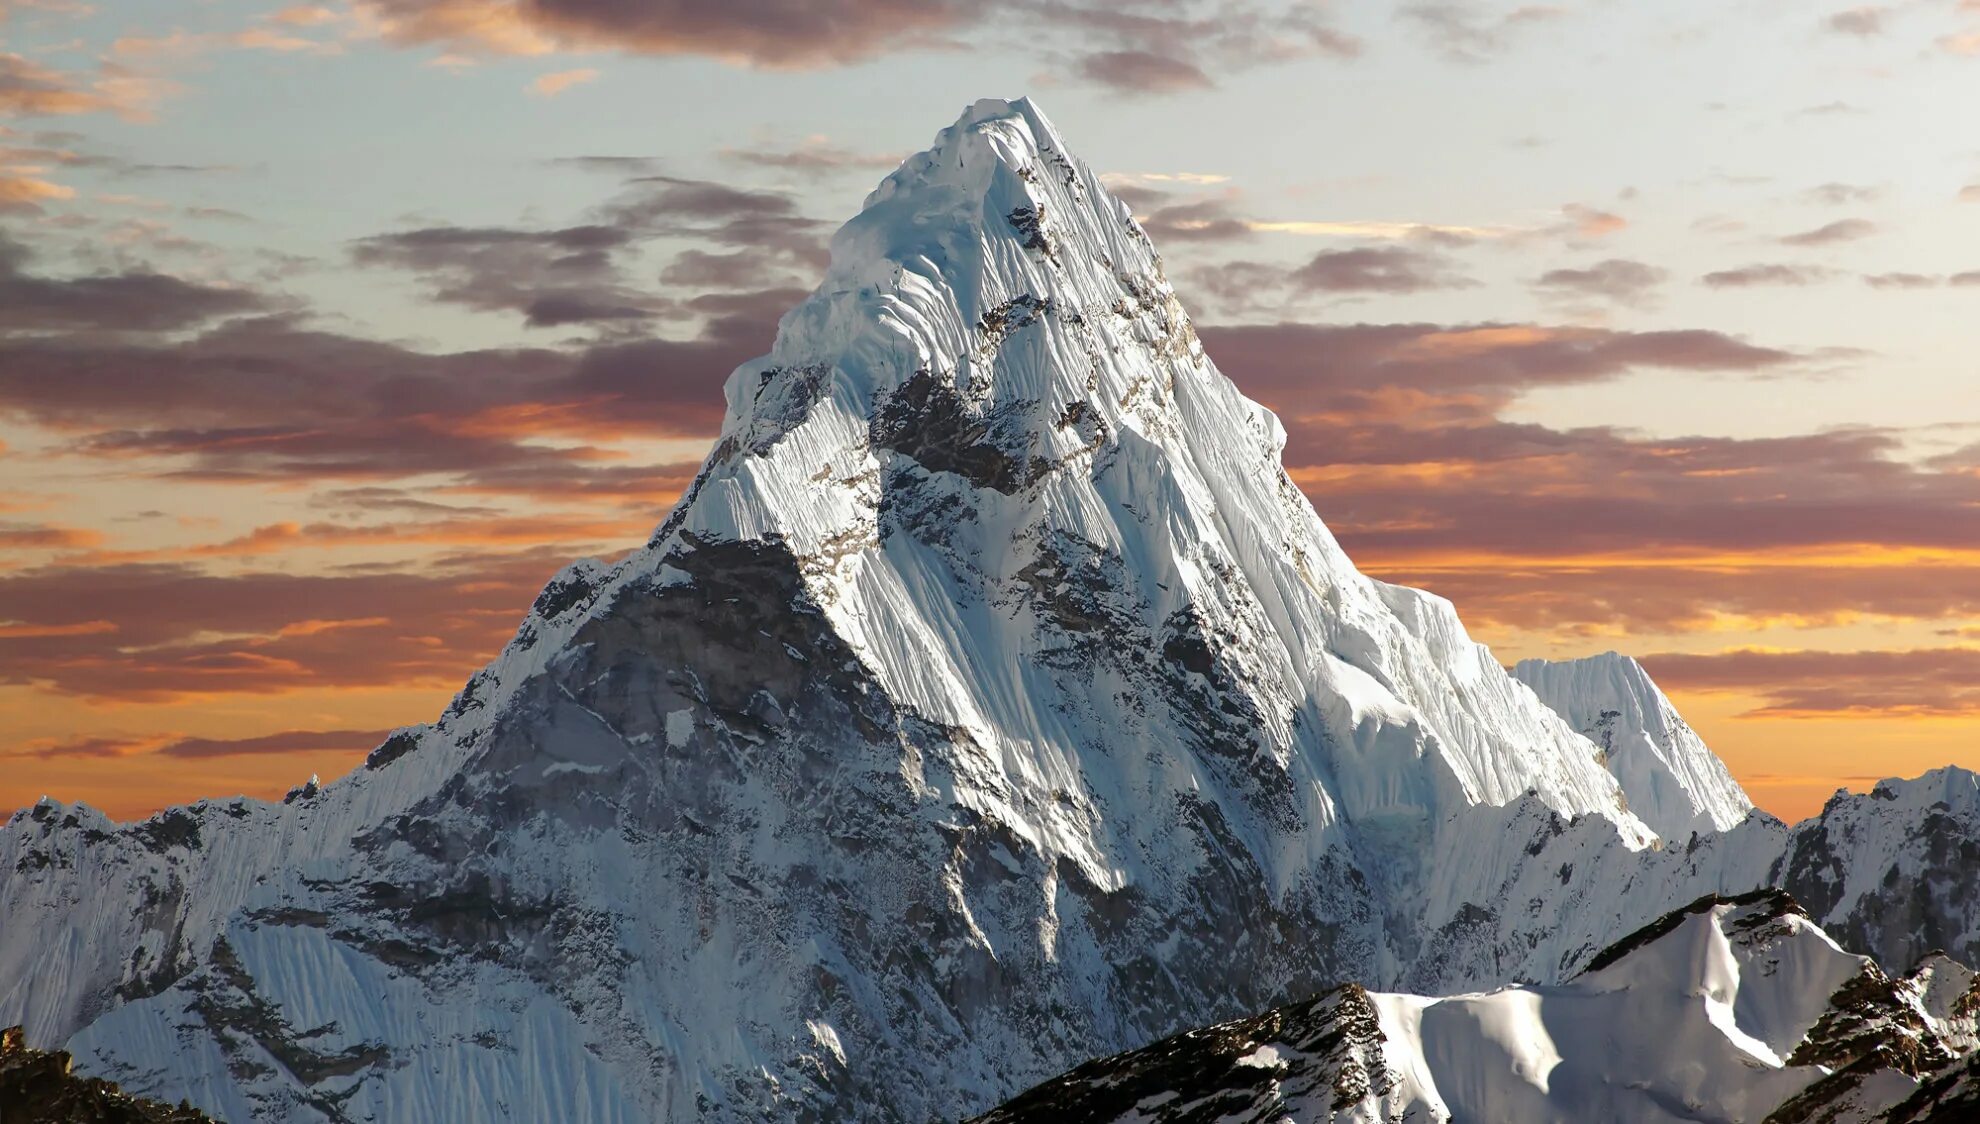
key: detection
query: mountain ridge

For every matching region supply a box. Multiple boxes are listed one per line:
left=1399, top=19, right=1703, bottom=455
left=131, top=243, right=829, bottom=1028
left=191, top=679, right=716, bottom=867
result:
left=973, top=889, right=1980, bottom=1124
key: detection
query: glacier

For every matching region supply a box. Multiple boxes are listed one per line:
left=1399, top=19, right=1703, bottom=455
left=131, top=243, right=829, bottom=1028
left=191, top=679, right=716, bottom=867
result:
left=3, top=96, right=1978, bottom=1122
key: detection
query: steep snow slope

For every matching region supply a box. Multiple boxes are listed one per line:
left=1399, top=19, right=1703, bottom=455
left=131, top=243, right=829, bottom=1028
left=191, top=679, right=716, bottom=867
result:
left=975, top=891, right=1967, bottom=1124
left=1905, top=954, right=1980, bottom=1054
left=1512, top=651, right=1753, bottom=839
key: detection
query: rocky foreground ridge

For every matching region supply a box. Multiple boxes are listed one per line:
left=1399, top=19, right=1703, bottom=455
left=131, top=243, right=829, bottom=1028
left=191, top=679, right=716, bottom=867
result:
left=976, top=891, right=1980, bottom=1124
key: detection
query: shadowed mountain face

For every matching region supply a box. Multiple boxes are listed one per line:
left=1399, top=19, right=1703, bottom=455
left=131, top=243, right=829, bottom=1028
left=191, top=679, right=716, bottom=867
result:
left=4, top=97, right=1980, bottom=1123
left=974, top=891, right=1980, bottom=1124
left=1, top=1026, right=216, bottom=1123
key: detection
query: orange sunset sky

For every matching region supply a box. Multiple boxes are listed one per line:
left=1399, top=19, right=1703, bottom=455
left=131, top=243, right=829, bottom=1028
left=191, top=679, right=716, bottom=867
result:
left=5, top=0, right=1980, bottom=825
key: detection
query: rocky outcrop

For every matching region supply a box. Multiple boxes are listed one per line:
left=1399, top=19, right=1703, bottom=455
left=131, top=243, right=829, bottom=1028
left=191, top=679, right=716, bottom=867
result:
left=1, top=1026, right=215, bottom=1123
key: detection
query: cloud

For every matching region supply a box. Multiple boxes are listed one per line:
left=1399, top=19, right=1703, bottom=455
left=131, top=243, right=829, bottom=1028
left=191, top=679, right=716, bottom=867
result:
left=0, top=521, right=103, bottom=550
left=1401, top=2, right=1564, bottom=62
left=660, top=248, right=785, bottom=289
left=1200, top=321, right=1796, bottom=409
left=601, top=174, right=828, bottom=266
left=1182, top=243, right=1478, bottom=313
left=1135, top=195, right=1257, bottom=243
left=343, top=170, right=825, bottom=332
left=528, top=67, right=598, bottom=96
left=1961, top=184, right=1980, bottom=203
left=1074, top=49, right=1212, bottom=92
left=1803, top=182, right=1881, bottom=205
left=1641, top=647, right=1980, bottom=718
left=1779, top=217, right=1877, bottom=247
left=1288, top=245, right=1475, bottom=294
left=356, top=0, right=1358, bottom=93
left=0, top=291, right=776, bottom=495
left=0, top=557, right=559, bottom=700
left=720, top=138, right=901, bottom=174
left=9, top=728, right=399, bottom=761
left=1125, top=184, right=1508, bottom=246
left=544, top=154, right=665, bottom=174
left=0, top=0, right=96, bottom=20
left=0, top=53, right=155, bottom=119
left=1863, top=272, right=1939, bottom=289
left=67, top=514, right=649, bottom=566
left=350, top=222, right=664, bottom=327
left=357, top=0, right=971, bottom=65
left=273, top=6, right=341, bottom=26
left=1024, top=1, right=1362, bottom=93
left=1376, top=562, right=1980, bottom=639
left=1701, top=263, right=1835, bottom=288
left=1534, top=258, right=1667, bottom=306
left=1941, top=30, right=1980, bottom=56
left=0, top=168, right=73, bottom=211
left=1825, top=7, right=1888, bottom=36
left=157, top=728, right=398, bottom=759
left=1555, top=203, right=1627, bottom=240
left=0, top=233, right=269, bottom=331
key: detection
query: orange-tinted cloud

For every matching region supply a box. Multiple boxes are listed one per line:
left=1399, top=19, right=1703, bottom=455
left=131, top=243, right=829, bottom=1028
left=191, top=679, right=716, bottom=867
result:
left=0, top=522, right=104, bottom=551
left=356, top=0, right=1358, bottom=94
left=528, top=66, right=598, bottom=96
left=358, top=0, right=961, bottom=63
left=7, top=727, right=395, bottom=760
left=0, top=556, right=562, bottom=700
left=66, top=514, right=649, bottom=565
left=1643, top=647, right=1980, bottom=718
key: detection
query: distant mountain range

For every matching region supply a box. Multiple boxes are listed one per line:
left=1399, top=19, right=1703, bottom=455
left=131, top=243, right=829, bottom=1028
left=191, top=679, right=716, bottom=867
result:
left=5, top=97, right=1978, bottom=1123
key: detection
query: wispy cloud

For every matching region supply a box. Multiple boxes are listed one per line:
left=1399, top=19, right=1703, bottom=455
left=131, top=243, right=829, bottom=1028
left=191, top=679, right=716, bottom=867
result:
left=528, top=67, right=598, bottom=96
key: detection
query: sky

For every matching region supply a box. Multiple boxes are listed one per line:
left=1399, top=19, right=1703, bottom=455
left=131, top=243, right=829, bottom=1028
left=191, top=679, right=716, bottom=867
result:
left=2, top=0, right=1979, bottom=825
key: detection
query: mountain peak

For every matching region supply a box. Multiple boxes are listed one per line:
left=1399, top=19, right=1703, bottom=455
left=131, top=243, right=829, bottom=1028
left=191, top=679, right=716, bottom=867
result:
left=1514, top=651, right=1753, bottom=838
left=714, top=94, right=1183, bottom=478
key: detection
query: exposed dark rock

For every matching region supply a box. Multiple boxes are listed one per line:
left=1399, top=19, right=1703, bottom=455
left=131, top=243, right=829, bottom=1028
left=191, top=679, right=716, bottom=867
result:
left=1580, top=888, right=1802, bottom=975
left=969, top=983, right=1393, bottom=1124
left=363, top=731, right=419, bottom=772
left=871, top=368, right=1026, bottom=494
left=1878, top=1052, right=1980, bottom=1123
left=1007, top=204, right=1053, bottom=257
left=1, top=1026, right=216, bottom=1123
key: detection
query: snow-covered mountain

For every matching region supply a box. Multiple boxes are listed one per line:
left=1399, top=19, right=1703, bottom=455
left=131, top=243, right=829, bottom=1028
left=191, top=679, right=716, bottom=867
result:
left=1775, top=768, right=1980, bottom=972
left=974, top=890, right=1980, bottom=1124
left=2, top=96, right=1977, bottom=1122
left=1513, top=652, right=1753, bottom=839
